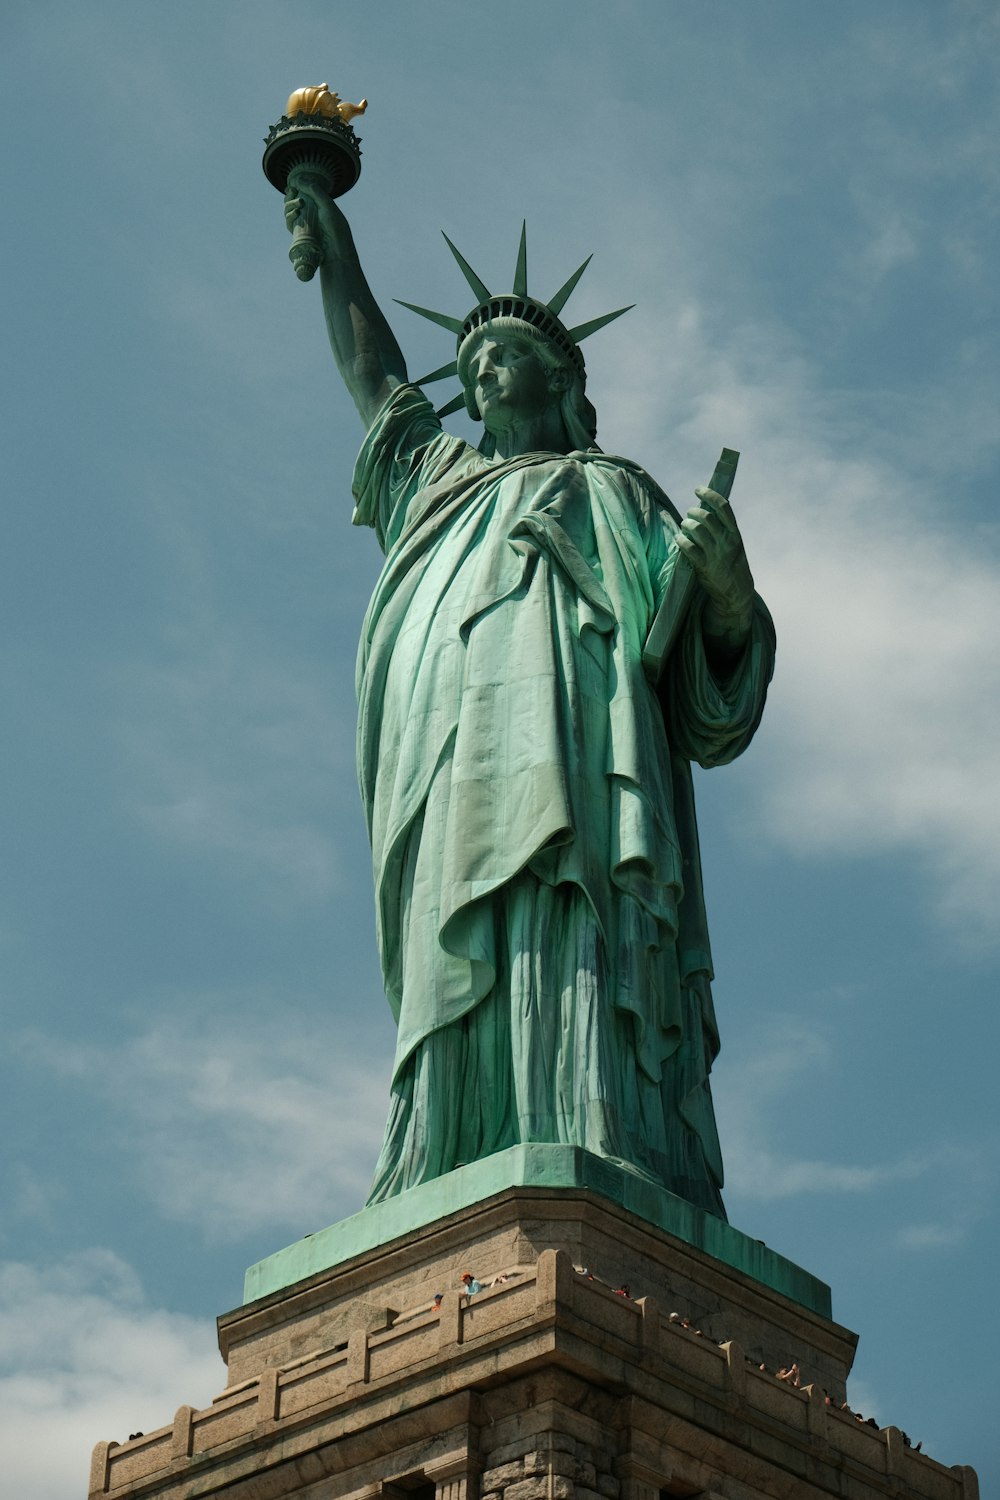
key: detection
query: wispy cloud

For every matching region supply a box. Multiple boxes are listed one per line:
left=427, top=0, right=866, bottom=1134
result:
left=0, top=1250, right=222, bottom=1500
left=714, top=1016, right=973, bottom=1206
left=856, top=208, right=919, bottom=281
left=896, top=1222, right=968, bottom=1251
left=841, top=1376, right=885, bottom=1426
left=2, top=1165, right=63, bottom=1235
left=892, top=1148, right=996, bottom=1253
left=16, top=1015, right=390, bottom=1240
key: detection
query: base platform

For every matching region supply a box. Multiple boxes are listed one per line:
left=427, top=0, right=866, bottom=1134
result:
left=242, top=1146, right=830, bottom=1317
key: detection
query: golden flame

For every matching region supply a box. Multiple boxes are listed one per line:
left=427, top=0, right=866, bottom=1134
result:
left=286, top=84, right=367, bottom=125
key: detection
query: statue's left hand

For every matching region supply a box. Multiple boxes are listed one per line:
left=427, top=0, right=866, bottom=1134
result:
left=676, top=487, right=756, bottom=642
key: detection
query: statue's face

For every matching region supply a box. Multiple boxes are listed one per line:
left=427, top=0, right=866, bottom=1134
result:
left=468, top=334, right=561, bottom=432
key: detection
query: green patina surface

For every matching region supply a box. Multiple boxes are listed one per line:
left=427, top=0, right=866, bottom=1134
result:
left=243, top=1144, right=831, bottom=1318
left=275, top=181, right=776, bottom=1227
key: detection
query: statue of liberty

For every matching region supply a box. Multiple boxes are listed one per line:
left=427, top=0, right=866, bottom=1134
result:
left=283, top=182, right=775, bottom=1220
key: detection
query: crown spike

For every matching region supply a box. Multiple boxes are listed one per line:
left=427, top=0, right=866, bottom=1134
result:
left=394, top=299, right=466, bottom=335
left=513, top=221, right=528, bottom=298
left=567, top=304, right=635, bottom=344
left=547, top=254, right=593, bottom=317
left=441, top=233, right=492, bottom=303
left=436, top=390, right=469, bottom=418
left=414, top=359, right=460, bottom=386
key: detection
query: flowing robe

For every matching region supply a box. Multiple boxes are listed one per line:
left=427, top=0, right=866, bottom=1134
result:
left=352, top=386, right=775, bottom=1215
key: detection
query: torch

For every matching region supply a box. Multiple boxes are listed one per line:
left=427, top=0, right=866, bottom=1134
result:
left=262, top=84, right=367, bottom=282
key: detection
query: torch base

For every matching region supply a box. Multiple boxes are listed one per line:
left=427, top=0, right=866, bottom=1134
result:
left=262, top=113, right=362, bottom=198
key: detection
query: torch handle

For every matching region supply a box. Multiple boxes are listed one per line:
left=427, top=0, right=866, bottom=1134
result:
left=289, top=220, right=323, bottom=282
left=285, top=164, right=335, bottom=283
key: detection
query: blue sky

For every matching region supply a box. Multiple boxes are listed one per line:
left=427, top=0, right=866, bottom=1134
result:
left=2, top=1, right=998, bottom=1492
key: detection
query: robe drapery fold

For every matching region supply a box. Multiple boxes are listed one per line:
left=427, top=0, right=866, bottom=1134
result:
left=352, top=385, right=775, bottom=1214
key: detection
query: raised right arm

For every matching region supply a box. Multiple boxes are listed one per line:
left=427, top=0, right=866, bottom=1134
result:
left=285, top=178, right=408, bottom=428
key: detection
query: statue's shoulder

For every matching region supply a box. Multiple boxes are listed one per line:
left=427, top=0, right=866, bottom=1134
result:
left=577, top=450, right=683, bottom=527
left=363, top=384, right=473, bottom=469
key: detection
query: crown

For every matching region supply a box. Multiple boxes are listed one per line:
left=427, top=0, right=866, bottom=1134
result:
left=396, top=223, right=633, bottom=418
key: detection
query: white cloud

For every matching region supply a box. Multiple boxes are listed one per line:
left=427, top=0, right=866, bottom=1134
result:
left=0, top=1250, right=222, bottom=1500
left=594, top=276, right=1000, bottom=943
left=16, top=1016, right=391, bottom=1240
left=749, top=443, right=1000, bottom=941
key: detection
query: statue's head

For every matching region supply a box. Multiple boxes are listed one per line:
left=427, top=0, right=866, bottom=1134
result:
left=456, top=317, right=597, bottom=453
left=396, top=225, right=630, bottom=454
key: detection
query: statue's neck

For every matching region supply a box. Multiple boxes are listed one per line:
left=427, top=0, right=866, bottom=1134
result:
left=489, top=406, right=571, bottom=459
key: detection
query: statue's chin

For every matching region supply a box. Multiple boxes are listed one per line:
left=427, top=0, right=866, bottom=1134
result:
left=479, top=407, right=510, bottom=438
left=480, top=397, right=538, bottom=433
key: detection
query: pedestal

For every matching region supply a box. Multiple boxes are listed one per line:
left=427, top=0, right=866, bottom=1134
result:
left=88, top=1159, right=980, bottom=1500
